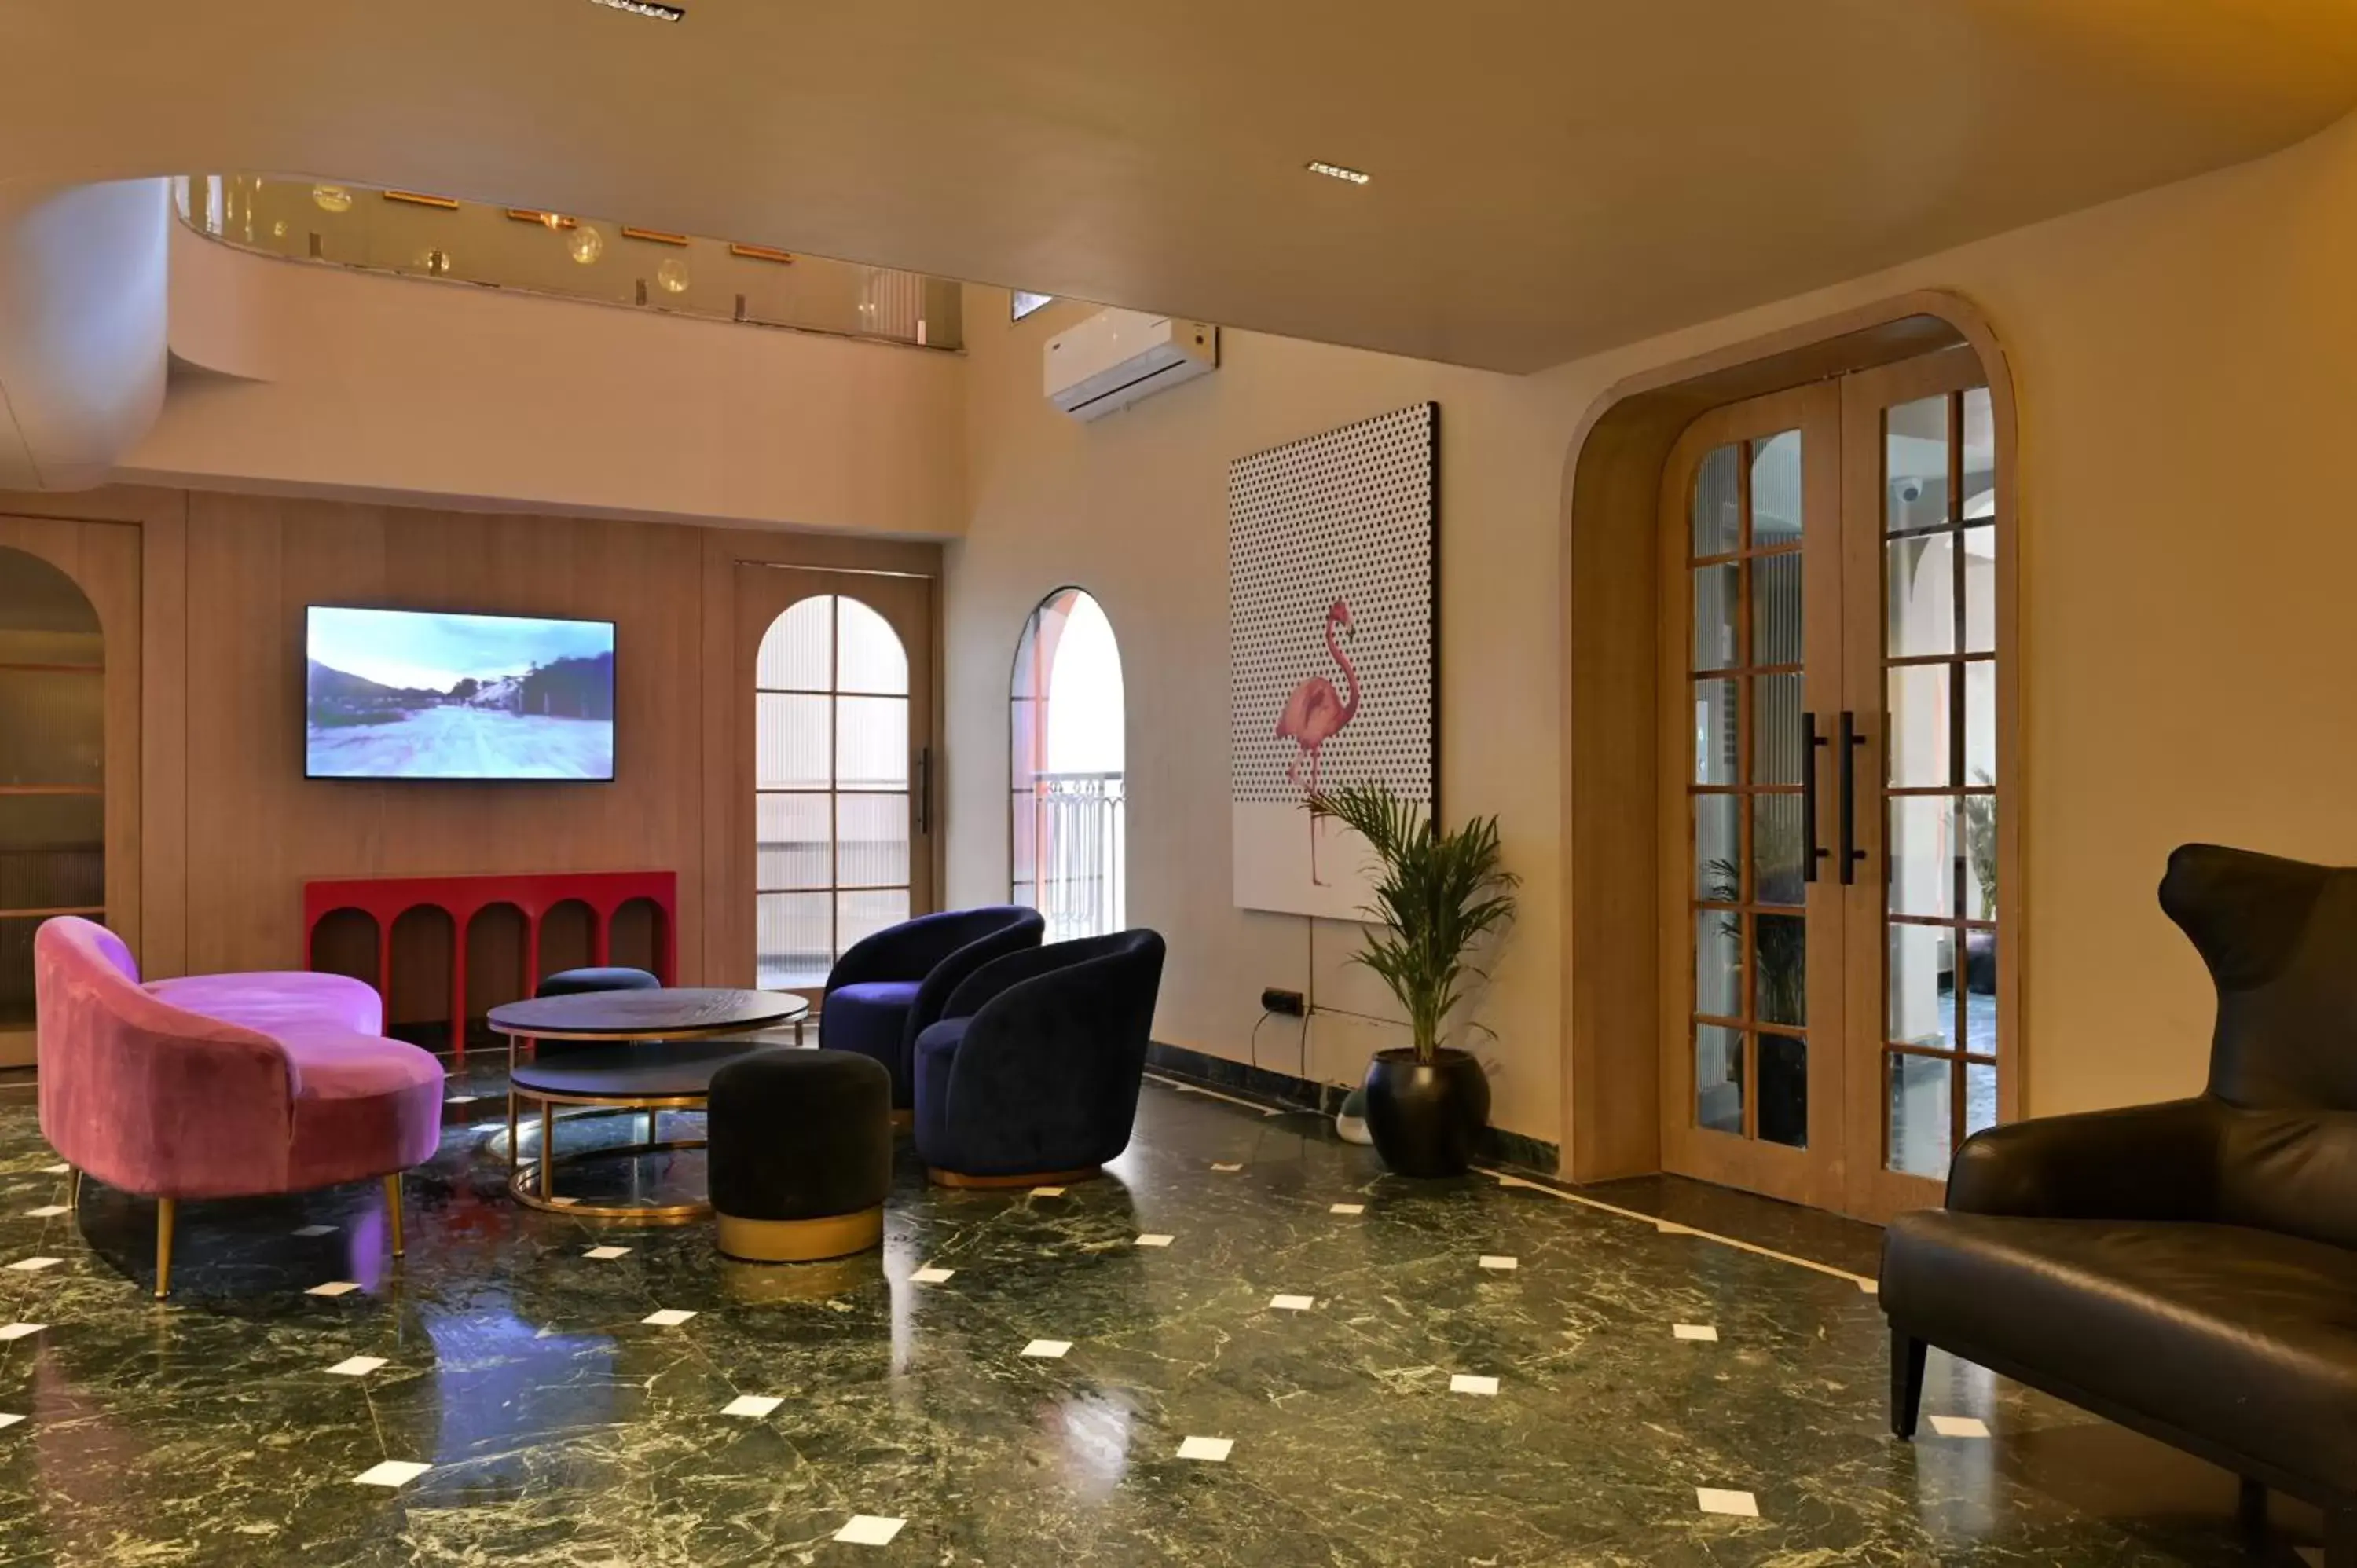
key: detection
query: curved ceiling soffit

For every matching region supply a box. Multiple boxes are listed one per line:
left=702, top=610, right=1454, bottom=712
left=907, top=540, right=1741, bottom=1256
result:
left=0, top=177, right=170, bottom=492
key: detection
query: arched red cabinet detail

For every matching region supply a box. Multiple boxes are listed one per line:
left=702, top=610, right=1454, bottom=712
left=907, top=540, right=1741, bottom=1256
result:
left=302, top=870, right=678, bottom=1053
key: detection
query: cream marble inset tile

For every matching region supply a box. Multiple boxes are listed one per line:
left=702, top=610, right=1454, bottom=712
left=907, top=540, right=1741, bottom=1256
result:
left=583, top=1246, right=631, bottom=1260
left=1329, top=1203, right=1365, bottom=1216
left=1696, top=1487, right=1758, bottom=1518
left=642, top=1309, right=697, bottom=1327
left=1019, top=1339, right=1072, bottom=1359
left=0, top=1324, right=44, bottom=1342
left=1210, top=1163, right=1243, bottom=1173
left=1673, top=1324, right=1718, bottom=1342
left=833, top=1515, right=906, bottom=1545
left=0, top=1412, right=22, bottom=1430
left=909, top=1266, right=955, bottom=1284
left=1857, top=1277, right=1880, bottom=1294
left=291, top=1225, right=337, bottom=1238
left=1449, top=1374, right=1501, bottom=1396
left=1269, top=1294, right=1315, bottom=1311
left=39, top=1164, right=67, bottom=1175
left=1927, top=1415, right=1989, bottom=1439
left=1029, top=1186, right=1067, bottom=1198
left=1478, top=1255, right=1518, bottom=1271
left=354, top=1460, right=431, bottom=1488
left=24, top=1206, right=68, bottom=1219
left=327, top=1357, right=386, bottom=1377
left=546, top=1196, right=581, bottom=1207
left=722, top=1394, right=783, bottom=1418
left=1175, top=1436, right=1233, bottom=1462
left=5, top=1258, right=61, bottom=1273
left=1134, top=1235, right=1174, bottom=1248
left=305, top=1281, right=361, bottom=1298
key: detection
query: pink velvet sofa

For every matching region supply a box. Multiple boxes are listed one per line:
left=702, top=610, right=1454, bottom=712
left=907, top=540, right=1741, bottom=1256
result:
left=33, top=917, right=444, bottom=1296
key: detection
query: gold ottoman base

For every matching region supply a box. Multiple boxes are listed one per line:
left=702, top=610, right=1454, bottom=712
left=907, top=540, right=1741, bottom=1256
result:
left=714, top=1205, right=884, bottom=1263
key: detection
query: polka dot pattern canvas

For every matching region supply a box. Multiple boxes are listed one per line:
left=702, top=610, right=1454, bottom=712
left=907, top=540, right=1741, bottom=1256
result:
left=1230, top=402, right=1438, bottom=917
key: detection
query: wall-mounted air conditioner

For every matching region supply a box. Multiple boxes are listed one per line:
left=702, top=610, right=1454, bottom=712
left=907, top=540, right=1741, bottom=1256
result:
left=1044, top=308, right=1218, bottom=421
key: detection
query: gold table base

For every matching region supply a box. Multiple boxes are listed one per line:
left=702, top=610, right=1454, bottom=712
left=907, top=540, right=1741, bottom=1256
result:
left=498, top=1013, right=806, bottom=1225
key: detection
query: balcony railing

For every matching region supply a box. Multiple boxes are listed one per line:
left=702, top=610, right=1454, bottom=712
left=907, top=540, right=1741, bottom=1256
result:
left=177, top=175, right=962, bottom=351
left=1019, top=771, right=1125, bottom=943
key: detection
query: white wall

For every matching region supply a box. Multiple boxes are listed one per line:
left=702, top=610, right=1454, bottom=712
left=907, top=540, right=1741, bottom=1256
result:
left=945, top=104, right=2357, bottom=1152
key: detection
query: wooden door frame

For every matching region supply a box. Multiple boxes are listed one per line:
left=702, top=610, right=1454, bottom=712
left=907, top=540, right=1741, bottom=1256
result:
left=1655, top=383, right=1848, bottom=1210
left=1560, top=289, right=2021, bottom=1200
left=699, top=527, right=941, bottom=994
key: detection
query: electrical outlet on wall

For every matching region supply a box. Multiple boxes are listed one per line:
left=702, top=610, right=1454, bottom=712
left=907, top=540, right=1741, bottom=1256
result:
left=1260, top=987, right=1306, bottom=1017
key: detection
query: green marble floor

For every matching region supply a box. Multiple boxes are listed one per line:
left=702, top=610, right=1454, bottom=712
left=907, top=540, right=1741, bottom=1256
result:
left=0, top=1068, right=2327, bottom=1566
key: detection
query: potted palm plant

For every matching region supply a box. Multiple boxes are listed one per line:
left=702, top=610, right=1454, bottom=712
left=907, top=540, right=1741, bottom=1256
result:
left=1309, top=783, right=1518, bottom=1177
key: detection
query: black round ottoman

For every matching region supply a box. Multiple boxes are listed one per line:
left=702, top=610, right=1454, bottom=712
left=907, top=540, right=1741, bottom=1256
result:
left=708, top=1048, right=892, bottom=1262
left=536, top=966, right=662, bottom=998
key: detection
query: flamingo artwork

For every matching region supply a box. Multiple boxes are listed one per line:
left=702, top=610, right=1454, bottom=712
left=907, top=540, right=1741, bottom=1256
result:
left=1275, top=599, right=1359, bottom=885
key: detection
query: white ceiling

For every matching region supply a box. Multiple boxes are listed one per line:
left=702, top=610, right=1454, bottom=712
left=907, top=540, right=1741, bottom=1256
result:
left=6, top=0, right=2357, bottom=371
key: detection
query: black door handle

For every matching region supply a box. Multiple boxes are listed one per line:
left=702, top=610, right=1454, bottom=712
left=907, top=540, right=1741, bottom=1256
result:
left=1802, top=710, right=1829, bottom=884
left=1838, top=711, right=1868, bottom=885
left=916, top=746, right=933, bottom=835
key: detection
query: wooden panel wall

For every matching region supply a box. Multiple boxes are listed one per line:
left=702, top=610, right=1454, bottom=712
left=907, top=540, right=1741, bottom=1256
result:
left=1, top=485, right=940, bottom=1028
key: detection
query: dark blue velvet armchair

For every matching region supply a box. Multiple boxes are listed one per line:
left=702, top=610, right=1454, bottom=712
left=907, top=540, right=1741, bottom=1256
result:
left=912, top=929, right=1165, bottom=1185
left=818, top=907, right=1045, bottom=1109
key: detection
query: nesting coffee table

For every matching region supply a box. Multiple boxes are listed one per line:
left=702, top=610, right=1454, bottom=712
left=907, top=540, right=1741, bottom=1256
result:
left=488, top=987, right=809, bottom=1222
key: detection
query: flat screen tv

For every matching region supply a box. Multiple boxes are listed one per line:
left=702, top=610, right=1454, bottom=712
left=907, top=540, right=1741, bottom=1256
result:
left=305, top=607, right=616, bottom=782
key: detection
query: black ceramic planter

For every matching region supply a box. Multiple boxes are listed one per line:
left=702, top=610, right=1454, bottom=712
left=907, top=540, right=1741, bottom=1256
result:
left=1362, top=1047, right=1491, bottom=1178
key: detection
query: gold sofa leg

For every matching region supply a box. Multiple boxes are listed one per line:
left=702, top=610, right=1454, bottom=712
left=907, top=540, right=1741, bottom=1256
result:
left=384, top=1173, right=405, bottom=1258
left=154, top=1198, right=175, bottom=1299
left=66, top=1167, right=82, bottom=1210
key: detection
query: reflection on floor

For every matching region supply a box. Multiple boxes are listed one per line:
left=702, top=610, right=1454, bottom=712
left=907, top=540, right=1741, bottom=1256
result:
left=0, top=1066, right=2330, bottom=1565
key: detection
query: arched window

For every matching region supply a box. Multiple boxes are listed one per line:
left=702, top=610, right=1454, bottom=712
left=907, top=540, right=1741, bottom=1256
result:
left=0, top=549, right=106, bottom=1035
left=757, top=595, right=911, bottom=989
left=1010, top=588, right=1124, bottom=940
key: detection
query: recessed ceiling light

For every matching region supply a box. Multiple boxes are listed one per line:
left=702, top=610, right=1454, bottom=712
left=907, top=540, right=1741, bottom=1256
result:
left=588, top=0, right=684, bottom=19
left=1307, top=160, right=1370, bottom=185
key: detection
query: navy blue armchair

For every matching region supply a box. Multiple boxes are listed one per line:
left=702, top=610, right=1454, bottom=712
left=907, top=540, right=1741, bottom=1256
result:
left=913, top=929, right=1165, bottom=1185
left=819, top=907, right=1045, bottom=1110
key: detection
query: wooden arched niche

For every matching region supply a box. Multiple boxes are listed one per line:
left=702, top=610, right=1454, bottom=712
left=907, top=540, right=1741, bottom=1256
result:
left=0, top=512, right=142, bottom=1067
left=1556, top=291, right=2018, bottom=1184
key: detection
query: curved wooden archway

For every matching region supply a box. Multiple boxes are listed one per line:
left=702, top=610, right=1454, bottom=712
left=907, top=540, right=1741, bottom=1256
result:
left=1555, top=290, right=2021, bottom=1185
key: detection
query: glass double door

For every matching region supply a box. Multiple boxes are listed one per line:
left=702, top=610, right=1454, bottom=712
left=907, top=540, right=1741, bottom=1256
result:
left=1659, top=351, right=2008, bottom=1219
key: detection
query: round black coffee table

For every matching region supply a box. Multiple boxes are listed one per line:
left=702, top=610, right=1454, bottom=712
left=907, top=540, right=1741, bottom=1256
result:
left=489, top=987, right=810, bottom=1222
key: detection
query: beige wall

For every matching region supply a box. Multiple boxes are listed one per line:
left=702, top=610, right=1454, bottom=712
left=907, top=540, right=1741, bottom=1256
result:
left=948, top=313, right=1586, bottom=1142
left=945, top=105, right=2357, bottom=1152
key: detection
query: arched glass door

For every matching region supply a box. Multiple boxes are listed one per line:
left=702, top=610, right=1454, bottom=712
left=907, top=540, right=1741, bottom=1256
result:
left=1010, top=588, right=1125, bottom=940
left=751, top=585, right=931, bottom=990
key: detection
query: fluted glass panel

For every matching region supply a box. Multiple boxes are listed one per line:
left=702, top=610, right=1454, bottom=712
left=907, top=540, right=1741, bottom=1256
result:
left=756, top=793, right=830, bottom=892
left=838, top=888, right=909, bottom=956
left=756, top=892, right=830, bottom=990
left=835, top=599, right=908, bottom=695
left=757, top=597, right=832, bottom=691
left=836, top=697, right=907, bottom=789
left=755, top=694, right=829, bottom=789
left=836, top=793, right=909, bottom=888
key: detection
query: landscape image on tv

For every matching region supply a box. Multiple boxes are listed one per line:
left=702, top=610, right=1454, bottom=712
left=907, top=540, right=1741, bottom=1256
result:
left=306, top=608, right=616, bottom=781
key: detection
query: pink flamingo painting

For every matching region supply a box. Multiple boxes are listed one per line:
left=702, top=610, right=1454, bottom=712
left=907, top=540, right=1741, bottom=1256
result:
left=1275, top=599, right=1359, bottom=885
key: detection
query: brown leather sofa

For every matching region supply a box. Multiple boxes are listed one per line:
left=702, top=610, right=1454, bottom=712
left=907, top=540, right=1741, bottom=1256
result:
left=1882, top=844, right=2357, bottom=1565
